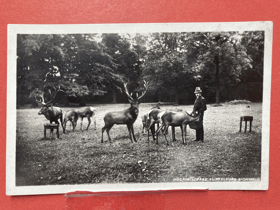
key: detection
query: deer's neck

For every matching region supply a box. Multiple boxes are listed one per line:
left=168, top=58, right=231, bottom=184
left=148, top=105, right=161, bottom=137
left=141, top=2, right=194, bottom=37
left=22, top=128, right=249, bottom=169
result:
left=46, top=107, right=57, bottom=120
left=44, top=111, right=51, bottom=120
left=129, top=106, right=139, bottom=119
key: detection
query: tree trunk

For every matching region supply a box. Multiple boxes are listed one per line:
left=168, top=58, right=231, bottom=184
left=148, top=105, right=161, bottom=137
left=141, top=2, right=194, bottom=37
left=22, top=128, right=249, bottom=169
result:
left=112, top=89, right=117, bottom=103
left=214, top=55, right=220, bottom=104
left=215, top=90, right=220, bottom=104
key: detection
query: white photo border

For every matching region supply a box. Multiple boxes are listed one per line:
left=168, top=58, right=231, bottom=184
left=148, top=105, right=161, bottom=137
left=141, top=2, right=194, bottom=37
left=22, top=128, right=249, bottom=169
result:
left=7, top=22, right=272, bottom=195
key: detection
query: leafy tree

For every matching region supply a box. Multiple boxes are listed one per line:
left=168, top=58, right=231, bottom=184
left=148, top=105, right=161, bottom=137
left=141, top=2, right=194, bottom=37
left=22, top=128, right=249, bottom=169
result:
left=239, top=31, right=264, bottom=101
left=190, top=32, right=253, bottom=103
left=101, top=33, right=142, bottom=103
left=17, top=34, right=121, bottom=106
left=17, top=34, right=66, bottom=106
left=143, top=32, right=198, bottom=104
left=17, top=31, right=264, bottom=106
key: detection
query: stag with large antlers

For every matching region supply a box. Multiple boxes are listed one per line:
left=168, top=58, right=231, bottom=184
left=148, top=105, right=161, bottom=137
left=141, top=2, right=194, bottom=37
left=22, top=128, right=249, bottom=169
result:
left=101, top=81, right=148, bottom=143
left=33, top=86, right=65, bottom=135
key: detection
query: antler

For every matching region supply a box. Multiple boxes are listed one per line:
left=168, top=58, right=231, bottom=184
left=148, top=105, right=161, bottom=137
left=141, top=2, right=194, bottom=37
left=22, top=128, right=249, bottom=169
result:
left=44, top=85, right=64, bottom=105
left=123, top=81, right=134, bottom=100
left=137, top=80, right=149, bottom=100
left=35, top=91, right=46, bottom=105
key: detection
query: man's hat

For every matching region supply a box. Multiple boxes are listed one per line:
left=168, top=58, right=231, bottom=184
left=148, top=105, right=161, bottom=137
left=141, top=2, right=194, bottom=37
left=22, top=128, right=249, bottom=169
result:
left=194, top=87, right=202, bottom=93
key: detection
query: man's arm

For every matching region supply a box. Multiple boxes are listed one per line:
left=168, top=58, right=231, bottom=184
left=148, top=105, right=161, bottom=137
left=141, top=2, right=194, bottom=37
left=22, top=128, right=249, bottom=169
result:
left=192, top=99, right=198, bottom=115
left=198, top=98, right=207, bottom=112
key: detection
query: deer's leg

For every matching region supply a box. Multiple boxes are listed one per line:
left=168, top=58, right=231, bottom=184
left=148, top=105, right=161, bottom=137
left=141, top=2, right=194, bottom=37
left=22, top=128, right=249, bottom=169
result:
left=106, top=125, right=113, bottom=143
left=101, top=126, right=106, bottom=143
left=64, top=118, right=71, bottom=132
left=70, top=119, right=75, bottom=132
left=147, top=126, right=150, bottom=142
left=155, top=124, right=164, bottom=135
left=73, top=115, right=78, bottom=131
left=155, top=124, right=164, bottom=145
left=131, top=125, right=137, bottom=143
left=184, top=125, right=187, bottom=144
left=50, top=121, right=54, bottom=137
left=180, top=125, right=184, bottom=144
left=161, top=124, right=167, bottom=134
left=86, top=115, right=91, bottom=131
left=63, top=120, right=67, bottom=131
left=151, top=124, right=156, bottom=141
left=60, top=115, right=65, bottom=134
left=54, top=120, right=60, bottom=138
left=93, top=116, right=96, bottom=130
left=147, top=123, right=153, bottom=142
left=172, top=126, right=176, bottom=142
left=126, top=124, right=134, bottom=143
left=80, top=117, right=84, bottom=131
left=156, top=125, right=159, bottom=145
left=163, top=125, right=169, bottom=145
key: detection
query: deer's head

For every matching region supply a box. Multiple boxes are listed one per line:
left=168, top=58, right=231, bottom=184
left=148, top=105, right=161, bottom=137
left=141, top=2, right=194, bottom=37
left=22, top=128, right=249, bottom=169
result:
left=34, top=86, right=62, bottom=117
left=38, top=105, right=50, bottom=115
left=123, top=81, right=149, bottom=109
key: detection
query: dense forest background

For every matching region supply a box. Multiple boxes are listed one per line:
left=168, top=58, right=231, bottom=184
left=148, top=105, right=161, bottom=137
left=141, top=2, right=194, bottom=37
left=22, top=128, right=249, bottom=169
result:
left=16, top=31, right=264, bottom=107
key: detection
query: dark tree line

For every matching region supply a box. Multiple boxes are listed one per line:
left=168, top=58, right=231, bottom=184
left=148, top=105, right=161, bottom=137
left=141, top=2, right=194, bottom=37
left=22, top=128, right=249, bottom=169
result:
left=17, top=31, right=264, bottom=107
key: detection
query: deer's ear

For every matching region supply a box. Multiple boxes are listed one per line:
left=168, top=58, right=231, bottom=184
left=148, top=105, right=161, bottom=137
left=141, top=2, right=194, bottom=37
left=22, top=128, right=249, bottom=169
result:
left=128, top=98, right=133, bottom=103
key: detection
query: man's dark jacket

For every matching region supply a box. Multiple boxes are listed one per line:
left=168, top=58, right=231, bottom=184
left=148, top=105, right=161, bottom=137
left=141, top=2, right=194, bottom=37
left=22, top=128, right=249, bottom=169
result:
left=192, top=95, right=207, bottom=120
left=192, top=95, right=207, bottom=140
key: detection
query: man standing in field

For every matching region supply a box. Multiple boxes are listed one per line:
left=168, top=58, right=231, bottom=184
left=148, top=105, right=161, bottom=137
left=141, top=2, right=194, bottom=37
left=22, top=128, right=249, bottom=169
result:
left=192, top=87, right=207, bottom=142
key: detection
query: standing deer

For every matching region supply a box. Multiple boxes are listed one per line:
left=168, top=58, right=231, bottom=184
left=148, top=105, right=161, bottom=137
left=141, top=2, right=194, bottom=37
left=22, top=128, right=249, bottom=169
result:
left=35, top=86, right=65, bottom=135
left=63, top=107, right=96, bottom=132
left=155, top=111, right=201, bottom=145
left=101, top=81, right=148, bottom=143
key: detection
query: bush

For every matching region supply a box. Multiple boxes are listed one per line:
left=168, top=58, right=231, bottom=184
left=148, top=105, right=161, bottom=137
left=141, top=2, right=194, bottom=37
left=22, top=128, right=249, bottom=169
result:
left=228, top=100, right=251, bottom=105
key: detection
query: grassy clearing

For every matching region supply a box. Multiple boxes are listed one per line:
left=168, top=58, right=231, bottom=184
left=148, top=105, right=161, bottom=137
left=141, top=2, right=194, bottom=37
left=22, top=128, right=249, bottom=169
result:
left=16, top=102, right=262, bottom=186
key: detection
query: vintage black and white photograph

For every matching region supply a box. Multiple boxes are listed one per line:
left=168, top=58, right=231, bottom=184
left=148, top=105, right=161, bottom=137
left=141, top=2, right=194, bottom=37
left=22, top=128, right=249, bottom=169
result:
left=6, top=22, right=272, bottom=195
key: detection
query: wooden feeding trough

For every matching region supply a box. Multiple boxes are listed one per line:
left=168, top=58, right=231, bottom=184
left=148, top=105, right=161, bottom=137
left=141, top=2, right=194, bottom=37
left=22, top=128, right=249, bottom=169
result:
left=44, top=124, right=59, bottom=139
left=239, top=116, right=253, bottom=132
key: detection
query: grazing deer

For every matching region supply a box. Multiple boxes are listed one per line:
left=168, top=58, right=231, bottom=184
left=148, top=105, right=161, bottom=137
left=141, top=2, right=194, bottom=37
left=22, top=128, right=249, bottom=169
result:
left=155, top=111, right=200, bottom=145
left=141, top=113, right=150, bottom=134
left=141, top=102, right=161, bottom=134
left=147, top=109, right=166, bottom=142
left=63, top=107, right=96, bottom=132
left=35, top=86, right=65, bottom=135
left=147, top=107, right=185, bottom=143
left=101, top=81, right=149, bottom=143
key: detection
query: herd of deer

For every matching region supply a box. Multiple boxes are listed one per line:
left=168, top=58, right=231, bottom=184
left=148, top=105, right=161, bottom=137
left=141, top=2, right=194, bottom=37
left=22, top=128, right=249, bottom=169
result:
left=36, top=81, right=200, bottom=145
